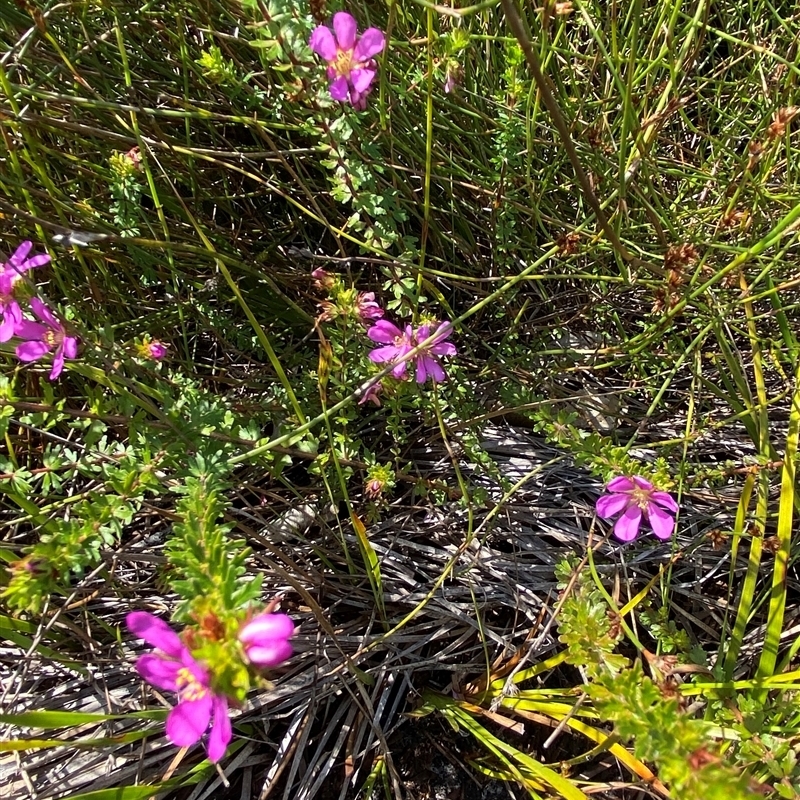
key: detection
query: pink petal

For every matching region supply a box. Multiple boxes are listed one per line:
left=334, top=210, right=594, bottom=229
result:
left=309, top=26, right=337, bottom=61
left=206, top=696, right=232, bottom=762
left=30, top=297, right=59, bottom=329
left=390, top=360, right=409, bottom=379
left=16, top=340, right=51, bottom=362
left=350, top=68, right=376, bottom=95
left=353, top=27, right=385, bottom=61
left=246, top=639, right=294, bottom=668
left=356, top=294, right=383, bottom=319
left=595, top=493, right=630, bottom=519
left=0, top=301, right=22, bottom=343
left=166, top=695, right=213, bottom=748
left=351, top=90, right=368, bottom=111
left=329, top=75, right=350, bottom=102
left=368, top=344, right=404, bottom=365
left=8, top=241, right=32, bottom=266
left=430, top=340, right=457, bottom=357
left=332, top=11, right=357, bottom=50
left=606, top=476, right=636, bottom=493
left=0, top=314, right=14, bottom=343
left=13, top=320, right=48, bottom=340
left=126, top=611, right=186, bottom=658
left=358, top=382, right=382, bottom=406
left=49, top=348, right=65, bottom=380
left=433, top=321, right=454, bottom=340
left=613, top=505, right=642, bottom=542
left=361, top=306, right=383, bottom=320
left=63, top=335, right=79, bottom=359
left=6, top=301, right=22, bottom=324
left=368, top=320, right=403, bottom=344
left=631, top=475, right=654, bottom=491
left=424, top=357, right=446, bottom=382
left=239, top=613, right=295, bottom=646
left=135, top=653, right=181, bottom=691
left=647, top=503, right=675, bottom=539
left=651, top=491, right=678, bottom=513
left=178, top=647, right=210, bottom=685
left=22, top=253, right=50, bottom=270
left=415, top=356, right=429, bottom=383
left=418, top=355, right=446, bottom=383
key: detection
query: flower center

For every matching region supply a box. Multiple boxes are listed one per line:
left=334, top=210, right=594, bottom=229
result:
left=629, top=487, right=652, bottom=510
left=43, top=330, right=62, bottom=348
left=334, top=47, right=354, bottom=78
left=175, top=667, right=209, bottom=702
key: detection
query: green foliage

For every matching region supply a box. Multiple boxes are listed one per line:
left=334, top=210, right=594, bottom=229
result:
left=552, top=558, right=753, bottom=799
left=197, top=45, right=239, bottom=86
left=319, top=115, right=412, bottom=252
left=639, top=604, right=692, bottom=656
left=555, top=559, right=629, bottom=679
left=1, top=372, right=266, bottom=614
left=165, top=460, right=262, bottom=623
left=531, top=407, right=675, bottom=488
left=589, top=665, right=750, bottom=800
left=3, top=449, right=159, bottom=613
left=489, top=41, right=528, bottom=268
left=707, top=692, right=800, bottom=795
left=108, top=150, right=144, bottom=237
left=244, top=0, right=314, bottom=64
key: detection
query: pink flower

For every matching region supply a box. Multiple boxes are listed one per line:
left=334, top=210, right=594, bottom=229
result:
left=147, top=340, right=168, bottom=360
left=14, top=298, right=79, bottom=380
left=309, top=12, right=386, bottom=110
left=125, top=146, right=142, bottom=170
left=444, top=62, right=461, bottom=94
left=358, top=380, right=383, bottom=406
left=126, top=611, right=232, bottom=763
left=595, top=476, right=678, bottom=542
left=0, top=241, right=50, bottom=342
left=238, top=612, right=294, bottom=668
left=356, top=291, right=384, bottom=323
left=365, top=478, right=384, bottom=498
left=311, top=268, right=335, bottom=292
left=367, top=320, right=457, bottom=383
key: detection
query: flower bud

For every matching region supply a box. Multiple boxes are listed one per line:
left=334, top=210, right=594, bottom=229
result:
left=136, top=338, right=168, bottom=360
left=365, top=478, right=384, bottom=498
left=311, top=268, right=335, bottom=292
left=355, top=292, right=384, bottom=324
left=238, top=612, right=294, bottom=668
left=147, top=341, right=167, bottom=360
left=358, top=381, right=382, bottom=407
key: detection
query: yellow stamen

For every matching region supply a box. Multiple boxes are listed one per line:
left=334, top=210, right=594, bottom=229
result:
left=334, top=48, right=354, bottom=77
left=629, top=487, right=652, bottom=510
left=176, top=667, right=208, bottom=702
